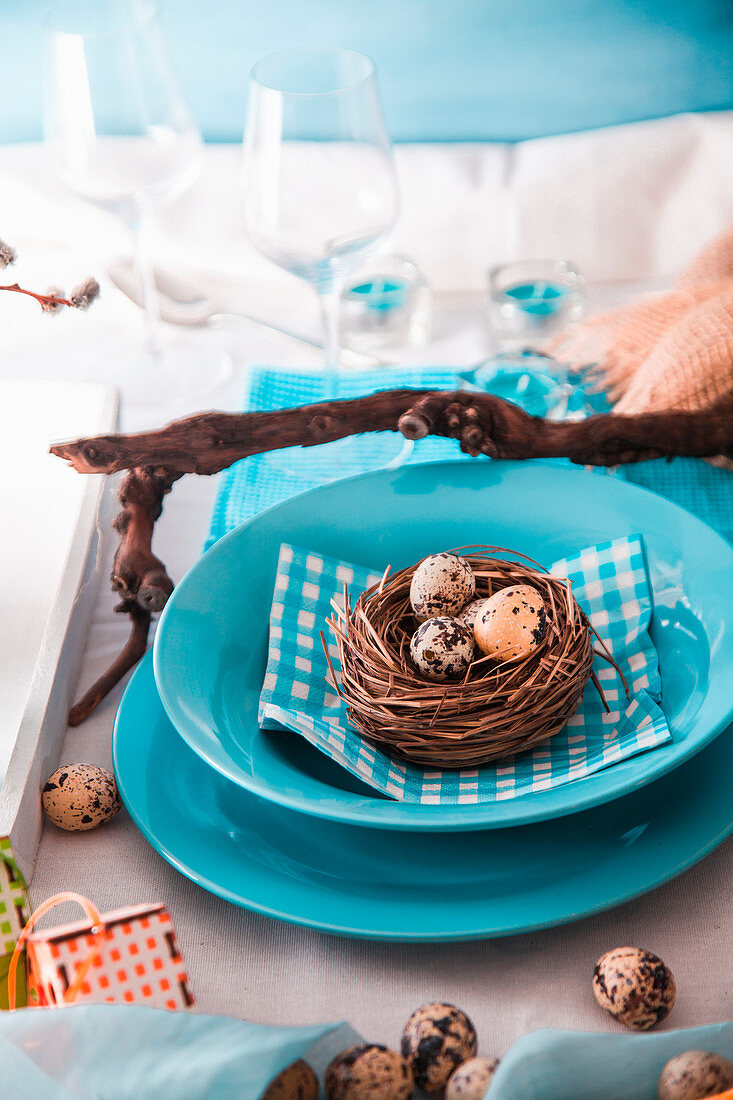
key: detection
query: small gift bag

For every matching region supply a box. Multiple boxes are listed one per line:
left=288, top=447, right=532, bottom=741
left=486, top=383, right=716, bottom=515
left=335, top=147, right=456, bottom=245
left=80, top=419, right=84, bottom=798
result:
left=8, top=892, right=194, bottom=1011
left=0, top=838, right=30, bottom=1009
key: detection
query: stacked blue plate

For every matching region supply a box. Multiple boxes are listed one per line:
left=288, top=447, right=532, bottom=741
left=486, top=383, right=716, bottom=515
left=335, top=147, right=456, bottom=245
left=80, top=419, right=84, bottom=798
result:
left=114, top=462, right=733, bottom=940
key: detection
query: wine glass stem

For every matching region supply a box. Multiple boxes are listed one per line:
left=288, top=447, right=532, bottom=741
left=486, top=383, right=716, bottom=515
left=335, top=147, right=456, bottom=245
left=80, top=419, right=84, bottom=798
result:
left=320, top=284, right=343, bottom=400
left=127, top=216, right=164, bottom=359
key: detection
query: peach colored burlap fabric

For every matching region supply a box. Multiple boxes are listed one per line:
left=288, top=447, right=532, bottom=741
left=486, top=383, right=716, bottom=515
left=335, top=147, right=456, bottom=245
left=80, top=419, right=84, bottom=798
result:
left=551, top=227, right=733, bottom=420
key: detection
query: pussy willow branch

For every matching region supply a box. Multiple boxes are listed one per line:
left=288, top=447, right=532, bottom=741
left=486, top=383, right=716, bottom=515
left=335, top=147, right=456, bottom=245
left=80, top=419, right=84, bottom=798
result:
left=51, top=390, right=733, bottom=722
left=0, top=278, right=100, bottom=312
left=0, top=233, right=99, bottom=312
left=0, top=283, right=74, bottom=310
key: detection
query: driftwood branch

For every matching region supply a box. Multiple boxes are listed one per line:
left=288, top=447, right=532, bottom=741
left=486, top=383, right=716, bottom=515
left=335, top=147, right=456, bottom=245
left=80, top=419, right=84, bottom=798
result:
left=51, top=390, right=733, bottom=722
left=111, top=467, right=180, bottom=612
left=67, top=467, right=180, bottom=725
left=69, top=603, right=152, bottom=727
left=51, top=390, right=733, bottom=475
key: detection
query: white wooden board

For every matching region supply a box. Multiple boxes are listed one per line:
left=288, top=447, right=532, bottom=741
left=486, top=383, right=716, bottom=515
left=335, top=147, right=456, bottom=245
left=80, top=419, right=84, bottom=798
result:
left=0, top=379, right=118, bottom=882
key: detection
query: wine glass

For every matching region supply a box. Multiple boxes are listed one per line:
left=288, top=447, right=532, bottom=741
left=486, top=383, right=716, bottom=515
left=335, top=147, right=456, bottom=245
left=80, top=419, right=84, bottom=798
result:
left=242, top=47, right=400, bottom=398
left=45, top=0, right=230, bottom=409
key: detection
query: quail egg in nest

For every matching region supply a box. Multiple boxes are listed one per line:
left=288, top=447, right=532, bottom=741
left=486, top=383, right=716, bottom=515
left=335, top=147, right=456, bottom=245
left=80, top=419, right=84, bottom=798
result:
left=410, top=553, right=476, bottom=622
left=473, top=584, right=547, bottom=663
left=410, top=617, right=475, bottom=682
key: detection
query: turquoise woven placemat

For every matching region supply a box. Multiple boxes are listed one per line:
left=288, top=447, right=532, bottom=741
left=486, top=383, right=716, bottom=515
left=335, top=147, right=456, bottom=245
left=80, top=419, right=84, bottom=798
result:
left=206, top=367, right=468, bottom=549
left=206, top=365, right=733, bottom=547
left=623, top=458, right=733, bottom=543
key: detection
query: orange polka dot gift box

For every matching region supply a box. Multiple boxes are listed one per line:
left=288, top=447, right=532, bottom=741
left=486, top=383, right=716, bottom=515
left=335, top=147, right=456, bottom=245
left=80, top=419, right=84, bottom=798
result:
left=21, top=900, right=194, bottom=1011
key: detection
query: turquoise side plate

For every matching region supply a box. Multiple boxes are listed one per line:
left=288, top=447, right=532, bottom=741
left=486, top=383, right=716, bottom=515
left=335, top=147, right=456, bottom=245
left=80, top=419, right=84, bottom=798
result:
left=154, top=461, right=733, bottom=831
left=490, top=1024, right=733, bottom=1100
left=114, top=653, right=733, bottom=941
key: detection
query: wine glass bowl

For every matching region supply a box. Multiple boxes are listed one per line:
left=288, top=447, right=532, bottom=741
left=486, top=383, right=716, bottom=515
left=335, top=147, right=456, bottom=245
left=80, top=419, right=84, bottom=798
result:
left=45, top=0, right=201, bottom=223
left=242, top=47, right=399, bottom=368
left=44, top=0, right=229, bottom=411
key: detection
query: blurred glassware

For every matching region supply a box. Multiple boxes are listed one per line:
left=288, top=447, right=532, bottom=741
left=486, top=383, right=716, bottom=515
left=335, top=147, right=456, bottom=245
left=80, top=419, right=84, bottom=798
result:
left=242, top=47, right=399, bottom=396
left=460, top=350, right=595, bottom=422
left=106, top=258, right=386, bottom=366
left=340, top=254, right=432, bottom=353
left=45, top=0, right=230, bottom=406
left=488, top=259, right=585, bottom=349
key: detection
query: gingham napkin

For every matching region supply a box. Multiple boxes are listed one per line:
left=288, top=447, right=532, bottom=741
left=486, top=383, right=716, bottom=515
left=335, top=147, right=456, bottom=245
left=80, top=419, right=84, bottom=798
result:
left=258, top=536, right=670, bottom=804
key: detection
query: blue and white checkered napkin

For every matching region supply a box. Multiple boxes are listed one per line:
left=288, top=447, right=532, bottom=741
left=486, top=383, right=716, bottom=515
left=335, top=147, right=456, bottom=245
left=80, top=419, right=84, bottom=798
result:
left=258, top=536, right=670, bottom=803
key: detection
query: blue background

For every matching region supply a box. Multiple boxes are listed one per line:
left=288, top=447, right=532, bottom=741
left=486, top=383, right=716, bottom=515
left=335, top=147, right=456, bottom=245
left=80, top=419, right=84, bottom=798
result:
left=4, top=0, right=733, bottom=143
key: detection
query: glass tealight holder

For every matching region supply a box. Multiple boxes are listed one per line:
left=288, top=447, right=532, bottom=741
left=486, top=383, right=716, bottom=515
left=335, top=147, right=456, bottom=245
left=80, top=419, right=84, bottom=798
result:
left=340, top=254, right=432, bottom=353
left=487, top=259, right=585, bottom=348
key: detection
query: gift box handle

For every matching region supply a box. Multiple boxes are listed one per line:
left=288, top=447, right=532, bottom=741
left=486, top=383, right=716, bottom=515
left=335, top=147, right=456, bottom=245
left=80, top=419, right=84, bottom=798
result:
left=7, top=892, right=104, bottom=1011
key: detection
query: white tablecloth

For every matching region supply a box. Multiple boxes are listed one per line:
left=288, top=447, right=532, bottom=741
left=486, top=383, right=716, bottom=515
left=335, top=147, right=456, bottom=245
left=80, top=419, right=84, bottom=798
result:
left=2, top=125, right=732, bottom=1050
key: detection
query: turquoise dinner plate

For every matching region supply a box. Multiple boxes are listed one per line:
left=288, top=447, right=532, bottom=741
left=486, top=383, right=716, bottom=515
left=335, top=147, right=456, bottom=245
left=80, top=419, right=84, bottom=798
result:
left=114, top=654, right=733, bottom=941
left=154, top=461, right=733, bottom=831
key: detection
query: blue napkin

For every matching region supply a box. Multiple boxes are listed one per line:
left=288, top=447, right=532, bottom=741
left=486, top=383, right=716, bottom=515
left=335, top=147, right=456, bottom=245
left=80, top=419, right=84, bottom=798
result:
left=489, top=1023, right=733, bottom=1100
left=206, top=366, right=469, bottom=550
left=0, top=1004, right=359, bottom=1099
left=258, top=534, right=670, bottom=804
left=3, top=1006, right=730, bottom=1099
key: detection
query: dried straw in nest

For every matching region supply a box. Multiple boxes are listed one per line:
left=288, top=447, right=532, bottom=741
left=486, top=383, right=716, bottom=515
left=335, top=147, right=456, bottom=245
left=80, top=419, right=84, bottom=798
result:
left=324, top=546, right=622, bottom=768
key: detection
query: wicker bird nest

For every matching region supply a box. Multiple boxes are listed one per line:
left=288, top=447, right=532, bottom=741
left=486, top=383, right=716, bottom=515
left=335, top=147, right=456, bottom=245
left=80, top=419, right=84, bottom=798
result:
left=325, top=546, right=617, bottom=768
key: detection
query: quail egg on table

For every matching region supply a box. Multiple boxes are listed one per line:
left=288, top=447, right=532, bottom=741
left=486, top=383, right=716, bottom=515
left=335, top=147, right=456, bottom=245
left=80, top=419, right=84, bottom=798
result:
left=410, top=553, right=476, bottom=622
left=592, top=946, right=676, bottom=1030
left=262, top=1059, right=319, bottom=1100
left=410, top=617, right=475, bottom=682
left=446, top=1056, right=500, bottom=1099
left=325, top=1044, right=413, bottom=1100
left=42, top=763, right=121, bottom=832
left=401, top=1002, right=478, bottom=1094
left=473, top=584, right=547, bottom=662
left=657, top=1050, right=733, bottom=1100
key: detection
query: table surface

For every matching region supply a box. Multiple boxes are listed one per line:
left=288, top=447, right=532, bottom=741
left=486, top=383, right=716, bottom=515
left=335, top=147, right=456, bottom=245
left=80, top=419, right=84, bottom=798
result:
left=2, top=136, right=732, bottom=1053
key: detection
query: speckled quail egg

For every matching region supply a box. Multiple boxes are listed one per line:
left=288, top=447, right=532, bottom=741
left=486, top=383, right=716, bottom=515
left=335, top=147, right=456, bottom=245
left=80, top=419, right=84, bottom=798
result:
left=262, top=1059, right=319, bottom=1100
left=446, top=1056, right=500, bottom=1099
left=401, top=1003, right=478, bottom=1094
left=592, top=946, right=676, bottom=1030
left=410, top=617, right=475, bottom=682
left=473, top=584, right=547, bottom=663
left=657, top=1050, right=733, bottom=1100
left=42, top=763, right=121, bottom=832
left=325, top=1044, right=413, bottom=1100
left=410, top=553, right=476, bottom=622
left=456, top=598, right=488, bottom=631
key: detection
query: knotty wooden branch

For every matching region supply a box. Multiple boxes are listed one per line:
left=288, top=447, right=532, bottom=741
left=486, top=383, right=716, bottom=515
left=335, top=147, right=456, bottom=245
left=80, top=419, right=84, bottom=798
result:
left=52, top=390, right=733, bottom=474
left=111, top=467, right=180, bottom=612
left=69, top=602, right=151, bottom=727
left=67, top=467, right=180, bottom=726
left=51, top=390, right=733, bottom=722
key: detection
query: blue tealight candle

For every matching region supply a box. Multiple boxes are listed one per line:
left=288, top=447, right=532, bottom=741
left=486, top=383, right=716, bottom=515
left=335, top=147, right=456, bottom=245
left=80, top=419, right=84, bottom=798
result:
left=347, top=276, right=408, bottom=313
left=504, top=280, right=568, bottom=316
